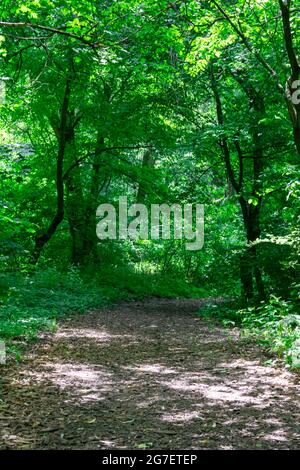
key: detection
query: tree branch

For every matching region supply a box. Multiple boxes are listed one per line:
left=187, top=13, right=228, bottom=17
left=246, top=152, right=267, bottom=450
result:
left=63, top=145, right=155, bottom=180
left=0, top=22, right=103, bottom=48
left=210, top=0, right=285, bottom=96
left=279, top=0, right=300, bottom=81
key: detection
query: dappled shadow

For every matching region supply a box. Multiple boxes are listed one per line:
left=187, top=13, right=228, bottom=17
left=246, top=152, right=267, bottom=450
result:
left=1, top=298, right=299, bottom=449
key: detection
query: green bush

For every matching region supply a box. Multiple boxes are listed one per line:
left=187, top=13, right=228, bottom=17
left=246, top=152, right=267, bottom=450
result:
left=95, top=265, right=207, bottom=299
left=198, top=295, right=300, bottom=368
left=0, top=268, right=111, bottom=345
left=239, top=296, right=300, bottom=368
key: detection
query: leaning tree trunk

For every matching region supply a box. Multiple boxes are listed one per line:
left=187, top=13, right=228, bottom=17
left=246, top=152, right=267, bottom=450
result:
left=31, top=79, right=71, bottom=264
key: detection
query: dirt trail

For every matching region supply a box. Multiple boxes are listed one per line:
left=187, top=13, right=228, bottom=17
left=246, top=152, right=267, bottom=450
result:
left=0, top=298, right=299, bottom=449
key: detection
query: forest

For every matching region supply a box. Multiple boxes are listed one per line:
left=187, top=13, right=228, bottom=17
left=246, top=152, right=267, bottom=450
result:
left=0, top=0, right=300, bottom=451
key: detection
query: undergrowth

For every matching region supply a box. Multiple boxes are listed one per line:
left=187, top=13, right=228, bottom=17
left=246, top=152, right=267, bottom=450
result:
left=198, top=295, right=300, bottom=369
left=0, top=266, right=206, bottom=361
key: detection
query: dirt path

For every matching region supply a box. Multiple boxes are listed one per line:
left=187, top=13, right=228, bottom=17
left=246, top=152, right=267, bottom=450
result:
left=0, top=298, right=299, bottom=450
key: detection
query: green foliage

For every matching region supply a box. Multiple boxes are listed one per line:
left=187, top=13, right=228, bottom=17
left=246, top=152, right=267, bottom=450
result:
left=0, top=268, right=109, bottom=344
left=198, top=295, right=300, bottom=368
left=0, top=0, right=300, bottom=364
left=238, top=296, right=300, bottom=368
left=96, top=265, right=207, bottom=299
left=0, top=266, right=206, bottom=359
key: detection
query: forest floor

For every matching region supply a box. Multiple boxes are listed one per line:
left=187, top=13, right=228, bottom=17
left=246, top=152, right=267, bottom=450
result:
left=0, top=298, right=300, bottom=450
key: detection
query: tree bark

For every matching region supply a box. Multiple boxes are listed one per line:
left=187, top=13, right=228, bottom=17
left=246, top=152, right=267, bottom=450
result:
left=31, top=78, right=71, bottom=264
left=279, top=0, right=300, bottom=157
left=212, top=0, right=300, bottom=158
left=81, top=133, right=107, bottom=264
left=137, top=149, right=156, bottom=203
left=279, top=1, right=299, bottom=76
left=210, top=64, right=265, bottom=300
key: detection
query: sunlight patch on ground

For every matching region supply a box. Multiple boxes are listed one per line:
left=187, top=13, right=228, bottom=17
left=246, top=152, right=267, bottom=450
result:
left=54, top=328, right=136, bottom=343
left=99, top=439, right=118, bottom=448
left=22, top=362, right=116, bottom=403
left=219, top=359, right=294, bottom=381
left=160, top=410, right=202, bottom=423
left=123, top=363, right=179, bottom=375
left=45, top=362, right=114, bottom=402
left=158, top=365, right=280, bottom=407
left=262, top=429, right=288, bottom=442
left=161, top=378, right=262, bottom=404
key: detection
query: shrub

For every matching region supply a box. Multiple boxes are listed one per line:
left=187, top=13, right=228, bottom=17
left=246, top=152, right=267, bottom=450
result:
left=198, top=295, right=300, bottom=368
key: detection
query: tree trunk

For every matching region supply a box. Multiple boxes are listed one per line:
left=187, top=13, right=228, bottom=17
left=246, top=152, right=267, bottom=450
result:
left=210, top=63, right=266, bottom=300
left=136, top=149, right=155, bottom=203
left=80, top=134, right=107, bottom=264
left=31, top=79, right=71, bottom=264
left=65, top=164, right=87, bottom=265
left=279, top=0, right=300, bottom=158
left=238, top=194, right=265, bottom=300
